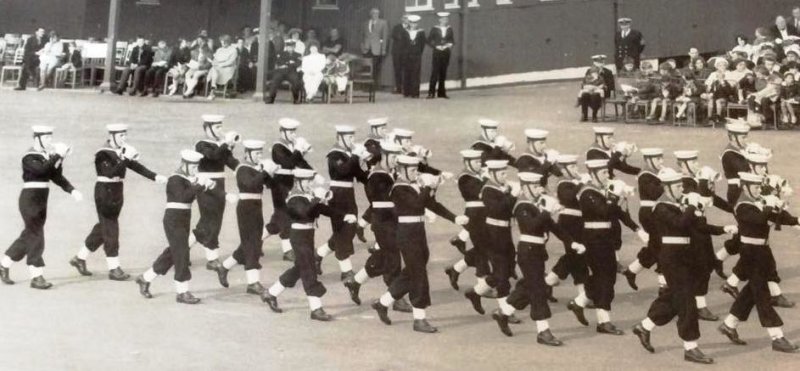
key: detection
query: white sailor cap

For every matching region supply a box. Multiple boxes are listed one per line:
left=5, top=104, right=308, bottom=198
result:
left=486, top=160, right=509, bottom=171
left=479, top=118, right=500, bottom=128
left=181, top=149, right=204, bottom=164
left=397, top=155, right=421, bottom=167
left=106, top=123, right=128, bottom=133
left=32, top=125, right=54, bottom=135
left=593, top=126, right=614, bottom=135
left=335, top=125, right=355, bottom=134
left=460, top=149, right=484, bottom=159
left=725, top=121, right=750, bottom=134
left=243, top=139, right=265, bottom=151
left=518, top=172, right=543, bottom=184
left=739, top=172, right=764, bottom=184
left=201, top=114, right=225, bottom=125
left=674, top=150, right=698, bottom=161
left=368, top=117, right=389, bottom=127
left=618, top=17, right=632, bottom=24
left=437, top=12, right=450, bottom=18
left=380, top=141, right=403, bottom=154
left=393, top=128, right=415, bottom=139
left=745, top=153, right=770, bottom=164
left=407, top=15, right=421, bottom=23
left=658, top=168, right=683, bottom=183
left=641, top=148, right=663, bottom=157
left=525, top=129, right=549, bottom=140
left=585, top=159, right=609, bottom=170
left=293, top=168, right=316, bottom=179
left=591, top=54, right=607, bottom=61
left=557, top=154, right=578, bottom=164
left=279, top=118, right=301, bottom=130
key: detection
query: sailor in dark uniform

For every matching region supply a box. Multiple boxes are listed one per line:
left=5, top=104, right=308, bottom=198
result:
left=515, top=129, right=563, bottom=186
left=427, top=12, right=454, bottom=99
left=214, top=140, right=278, bottom=295
left=1, top=126, right=82, bottom=289
left=714, top=122, right=750, bottom=277
left=631, top=168, right=716, bottom=364
left=402, top=15, right=426, bottom=98
left=392, top=128, right=452, bottom=178
left=585, top=126, right=641, bottom=179
left=718, top=172, right=800, bottom=353
left=261, top=169, right=357, bottom=321
left=265, top=118, right=316, bottom=262
left=354, top=118, right=391, bottom=246
left=135, top=150, right=221, bottom=304
left=190, top=114, right=240, bottom=271
left=70, top=124, right=166, bottom=281
left=614, top=17, right=645, bottom=71
left=371, top=155, right=468, bottom=333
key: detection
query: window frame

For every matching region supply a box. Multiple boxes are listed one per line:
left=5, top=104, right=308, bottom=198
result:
left=313, top=0, right=339, bottom=11
left=444, top=0, right=480, bottom=9
left=405, top=0, right=435, bottom=12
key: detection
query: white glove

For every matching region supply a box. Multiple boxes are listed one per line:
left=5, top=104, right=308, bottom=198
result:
left=440, top=171, right=454, bottom=181
left=538, top=195, right=562, bottom=214
left=682, top=192, right=706, bottom=212
left=636, top=229, right=649, bottom=244
left=71, top=190, right=83, bottom=202
left=294, top=137, right=312, bottom=154
left=455, top=215, right=469, bottom=226
left=313, top=173, right=326, bottom=186
left=312, top=187, right=332, bottom=201
left=418, top=173, right=441, bottom=188
left=224, top=131, right=240, bottom=146
left=578, top=173, right=592, bottom=184
left=571, top=242, right=586, bottom=254
left=494, top=136, right=516, bottom=152
left=607, top=179, right=634, bottom=198
left=508, top=181, right=521, bottom=197
left=343, top=214, right=357, bottom=224
left=425, top=209, right=438, bottom=223
left=358, top=218, right=369, bottom=228
left=200, top=178, right=217, bottom=190
left=51, top=142, right=71, bottom=158
left=763, top=195, right=783, bottom=209
left=697, top=166, right=720, bottom=182
left=613, top=141, right=637, bottom=157
left=351, top=143, right=370, bottom=159
left=225, top=193, right=239, bottom=204
left=412, top=145, right=432, bottom=159
left=259, top=159, right=280, bottom=176
left=120, top=145, right=140, bottom=161
left=155, top=175, right=168, bottom=184
left=723, top=225, right=738, bottom=234
left=545, top=149, right=561, bottom=164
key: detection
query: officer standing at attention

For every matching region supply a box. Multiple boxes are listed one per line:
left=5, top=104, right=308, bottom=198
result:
left=614, top=17, right=645, bottom=71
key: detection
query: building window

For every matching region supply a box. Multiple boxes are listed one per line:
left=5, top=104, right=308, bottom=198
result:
left=135, top=0, right=160, bottom=5
left=405, top=0, right=434, bottom=12
left=444, top=0, right=479, bottom=9
left=314, top=0, right=338, bottom=10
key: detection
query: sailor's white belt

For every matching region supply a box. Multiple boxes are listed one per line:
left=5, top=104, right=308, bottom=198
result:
left=519, top=234, right=546, bottom=244
left=661, top=236, right=690, bottom=244
left=22, top=182, right=49, bottom=189
left=275, top=169, right=294, bottom=175
left=166, top=202, right=191, bottom=210
left=560, top=208, right=583, bottom=216
left=465, top=201, right=485, bottom=208
left=740, top=236, right=768, bottom=246
left=639, top=200, right=656, bottom=207
left=727, top=179, right=740, bottom=185
left=292, top=223, right=314, bottom=230
left=398, top=216, right=425, bottom=223
left=238, top=193, right=262, bottom=200
left=198, top=172, right=225, bottom=179
left=329, top=180, right=354, bottom=188
left=584, top=222, right=612, bottom=229
left=486, top=218, right=510, bottom=227
left=372, top=201, right=395, bottom=208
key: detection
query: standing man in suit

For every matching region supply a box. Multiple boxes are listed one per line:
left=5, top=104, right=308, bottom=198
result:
left=427, top=12, right=455, bottom=99
left=614, top=18, right=645, bottom=72
left=362, top=8, right=389, bottom=86
left=391, top=14, right=410, bottom=95
left=771, top=16, right=798, bottom=43
left=14, top=28, right=47, bottom=91
left=791, top=7, right=800, bottom=34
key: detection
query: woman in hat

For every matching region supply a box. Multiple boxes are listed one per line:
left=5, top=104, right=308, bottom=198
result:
left=286, top=28, right=305, bottom=55
left=207, top=34, right=238, bottom=99
left=301, top=43, right=327, bottom=101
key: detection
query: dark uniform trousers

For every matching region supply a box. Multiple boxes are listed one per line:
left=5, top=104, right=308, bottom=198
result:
left=268, top=68, right=300, bottom=101
left=646, top=244, right=700, bottom=341
left=267, top=178, right=293, bottom=239
left=579, top=93, right=603, bottom=119
left=193, top=179, right=226, bottom=250
left=231, top=200, right=265, bottom=270
left=428, top=50, right=450, bottom=97
left=364, top=211, right=401, bottom=286
left=484, top=224, right=515, bottom=297
left=507, top=243, right=552, bottom=320
left=585, top=240, right=617, bottom=310
left=6, top=189, right=49, bottom=267
left=152, top=209, right=193, bottom=282
left=692, top=234, right=719, bottom=296
left=462, top=207, right=491, bottom=277
left=403, top=54, right=422, bottom=98
left=279, top=228, right=327, bottom=297
left=388, top=223, right=432, bottom=308
left=729, top=244, right=784, bottom=328
left=635, top=206, right=661, bottom=269
left=327, top=187, right=358, bottom=260
left=392, top=53, right=405, bottom=93
left=550, top=214, right=588, bottom=284
left=84, top=182, right=124, bottom=257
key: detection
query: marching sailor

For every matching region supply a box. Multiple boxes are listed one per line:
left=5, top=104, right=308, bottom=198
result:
left=470, top=118, right=517, bottom=166
left=714, top=121, right=751, bottom=277
left=514, top=129, right=563, bottom=186
left=585, top=126, right=640, bottom=179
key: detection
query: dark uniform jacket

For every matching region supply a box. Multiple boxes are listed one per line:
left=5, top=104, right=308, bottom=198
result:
left=22, top=150, right=74, bottom=193
left=94, top=144, right=156, bottom=181
left=515, top=153, right=563, bottom=186
left=428, top=26, right=454, bottom=51
left=720, top=144, right=749, bottom=204
left=471, top=139, right=517, bottom=167
left=586, top=143, right=641, bottom=179
left=514, top=200, right=572, bottom=251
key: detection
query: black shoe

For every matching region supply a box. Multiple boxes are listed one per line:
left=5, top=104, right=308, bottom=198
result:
left=344, top=280, right=361, bottom=305
left=508, top=313, right=522, bottom=324
left=413, top=319, right=438, bottom=333
left=152, top=91, right=160, bottom=98
left=464, top=289, right=485, bottom=315
left=314, top=255, right=322, bottom=275
left=567, top=300, right=588, bottom=326
left=215, top=266, right=229, bottom=288
left=261, top=292, right=283, bottom=313
left=206, top=259, right=222, bottom=271
left=139, top=91, right=149, bottom=97
left=13, top=86, right=25, bottom=91
left=310, top=308, right=333, bottom=321
left=684, top=348, right=714, bottom=364
left=596, top=322, right=624, bottom=335
left=546, top=285, right=558, bottom=303
left=246, top=282, right=265, bottom=295
left=633, top=323, right=655, bottom=353
left=481, top=289, right=499, bottom=299
left=698, top=307, right=719, bottom=321
left=623, top=269, right=638, bottom=291
left=0, top=266, right=14, bottom=285
left=714, top=259, right=728, bottom=279
left=340, top=270, right=355, bottom=282
left=128, top=90, right=137, bottom=96
left=771, top=295, right=796, bottom=308
left=283, top=250, right=295, bottom=262
left=426, top=94, right=435, bottom=99
left=444, top=267, right=460, bottom=291
left=721, top=282, right=739, bottom=299
left=491, top=309, right=513, bottom=337
left=176, top=292, right=201, bottom=304
left=108, top=267, right=131, bottom=281
left=772, top=337, right=800, bottom=353
left=537, top=329, right=563, bottom=346
left=135, top=275, right=152, bottom=299
left=69, top=257, right=92, bottom=276
left=392, top=297, right=412, bottom=313
left=113, top=89, right=123, bottom=95
left=372, top=300, right=392, bottom=325
left=717, top=323, right=747, bottom=345
left=439, top=95, right=449, bottom=99
left=449, top=236, right=467, bottom=254
left=355, top=225, right=367, bottom=243
left=580, top=117, right=588, bottom=122
left=591, top=117, right=599, bottom=123
left=30, top=276, right=52, bottom=290
left=616, top=262, right=626, bottom=274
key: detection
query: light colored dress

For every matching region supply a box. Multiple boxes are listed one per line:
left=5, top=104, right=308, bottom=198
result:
left=208, top=45, right=238, bottom=85
left=301, top=52, right=327, bottom=96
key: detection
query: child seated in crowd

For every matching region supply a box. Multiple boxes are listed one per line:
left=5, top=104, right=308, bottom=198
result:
left=780, top=72, right=800, bottom=125
left=674, top=72, right=704, bottom=120
left=646, top=63, right=681, bottom=123
left=323, top=53, right=350, bottom=96
left=747, top=73, right=783, bottom=127
left=702, top=70, right=737, bottom=124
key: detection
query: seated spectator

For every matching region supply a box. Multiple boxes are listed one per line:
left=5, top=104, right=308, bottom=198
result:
left=37, top=31, right=65, bottom=90
left=701, top=70, right=737, bottom=125
left=646, top=63, right=682, bottom=123
left=114, top=36, right=150, bottom=96
left=167, top=38, right=192, bottom=95
left=732, top=35, right=754, bottom=60
left=143, top=40, right=172, bottom=97
left=285, top=28, right=305, bottom=55
left=322, top=28, right=345, bottom=57
left=236, top=37, right=254, bottom=93
left=704, top=57, right=729, bottom=85
left=183, top=40, right=212, bottom=98
left=674, top=72, right=703, bottom=120
left=55, top=42, right=82, bottom=86
left=577, top=67, right=605, bottom=122
left=265, top=41, right=301, bottom=104
left=301, top=43, right=326, bottom=102
left=780, top=71, right=799, bottom=126
left=617, top=56, right=641, bottom=79
left=761, top=53, right=782, bottom=74
left=305, top=29, right=319, bottom=47
left=738, top=71, right=757, bottom=103
left=683, top=57, right=711, bottom=81
left=323, top=53, right=350, bottom=95
left=747, top=73, right=783, bottom=127
left=207, top=34, right=239, bottom=99
left=727, top=57, right=753, bottom=84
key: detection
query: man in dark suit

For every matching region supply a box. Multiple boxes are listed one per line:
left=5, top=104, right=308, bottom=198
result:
left=265, top=42, right=301, bottom=104
left=427, top=12, right=455, bottom=99
left=114, top=36, right=150, bottom=95
left=391, top=14, right=410, bottom=94
left=791, top=7, right=800, bottom=34
left=771, top=15, right=798, bottom=41
left=15, top=28, right=47, bottom=91
left=614, top=18, right=645, bottom=72
left=361, top=8, right=389, bottom=85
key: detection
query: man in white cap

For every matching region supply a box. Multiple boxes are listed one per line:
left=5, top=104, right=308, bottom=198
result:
left=615, top=17, right=645, bottom=71
left=70, top=124, right=167, bottom=281
left=586, top=126, right=641, bottom=179
left=363, top=117, right=390, bottom=169
left=402, top=14, right=426, bottom=98
left=191, top=115, right=240, bottom=272
left=1, top=126, right=82, bottom=289
left=266, top=118, right=315, bottom=262
left=371, top=155, right=468, bottom=333
left=261, top=169, right=357, bottom=321
left=516, top=129, right=563, bottom=186
left=631, top=168, right=716, bottom=364
left=715, top=121, right=751, bottom=278
left=470, top=119, right=517, bottom=166
left=392, top=128, right=450, bottom=177
left=427, top=12, right=454, bottom=99
left=135, top=150, right=219, bottom=304
left=718, top=172, right=800, bottom=353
